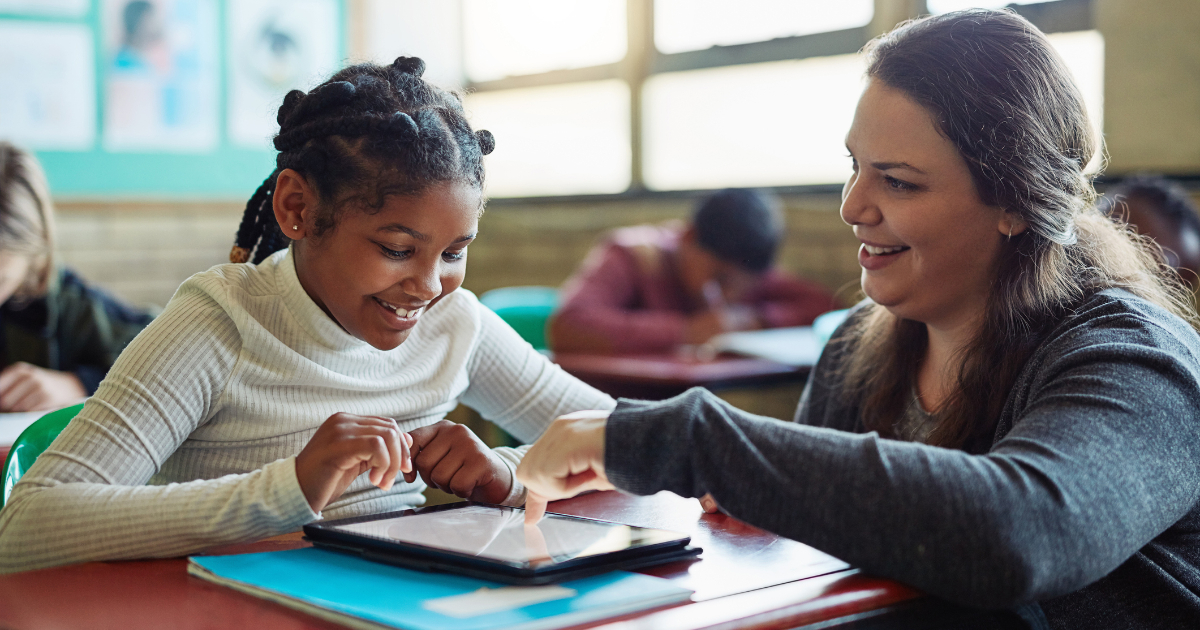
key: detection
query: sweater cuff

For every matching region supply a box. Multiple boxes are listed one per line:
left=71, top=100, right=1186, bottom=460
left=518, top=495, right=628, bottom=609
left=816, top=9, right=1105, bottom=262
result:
left=605, top=388, right=714, bottom=498
left=273, top=456, right=320, bottom=525
left=492, top=445, right=530, bottom=507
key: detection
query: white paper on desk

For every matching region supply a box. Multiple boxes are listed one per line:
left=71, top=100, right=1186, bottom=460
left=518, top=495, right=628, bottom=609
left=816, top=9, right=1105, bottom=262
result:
left=704, top=326, right=822, bottom=367
left=0, top=411, right=48, bottom=446
left=423, top=585, right=577, bottom=618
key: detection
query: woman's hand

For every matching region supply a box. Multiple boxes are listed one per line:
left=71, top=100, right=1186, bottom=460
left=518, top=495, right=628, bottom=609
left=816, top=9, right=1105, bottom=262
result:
left=516, top=410, right=614, bottom=524
left=0, top=363, right=87, bottom=412
left=295, top=413, right=412, bottom=513
left=407, top=420, right=513, bottom=505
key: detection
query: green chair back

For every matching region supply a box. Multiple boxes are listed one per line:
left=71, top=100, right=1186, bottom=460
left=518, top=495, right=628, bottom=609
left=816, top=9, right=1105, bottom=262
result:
left=479, top=286, right=559, bottom=351
left=1, top=402, right=85, bottom=508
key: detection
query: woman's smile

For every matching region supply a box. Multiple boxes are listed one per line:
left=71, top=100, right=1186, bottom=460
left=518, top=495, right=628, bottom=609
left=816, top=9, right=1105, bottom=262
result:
left=858, top=238, right=911, bottom=271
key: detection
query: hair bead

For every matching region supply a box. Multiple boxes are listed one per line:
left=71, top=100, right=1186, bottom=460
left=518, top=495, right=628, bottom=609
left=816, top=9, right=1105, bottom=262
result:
left=391, top=56, right=426, bottom=77
left=388, top=111, right=420, bottom=137
left=277, top=89, right=306, bottom=126
left=475, top=129, right=495, bottom=156
left=284, top=81, right=357, bottom=129
left=230, top=246, right=251, bottom=264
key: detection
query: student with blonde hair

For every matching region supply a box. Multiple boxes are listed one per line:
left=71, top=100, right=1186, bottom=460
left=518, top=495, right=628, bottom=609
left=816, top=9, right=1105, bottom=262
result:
left=0, top=142, right=154, bottom=412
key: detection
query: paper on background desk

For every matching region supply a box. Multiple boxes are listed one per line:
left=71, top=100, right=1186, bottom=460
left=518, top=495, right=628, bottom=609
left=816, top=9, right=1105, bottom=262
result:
left=0, top=411, right=47, bottom=446
left=703, top=326, right=823, bottom=367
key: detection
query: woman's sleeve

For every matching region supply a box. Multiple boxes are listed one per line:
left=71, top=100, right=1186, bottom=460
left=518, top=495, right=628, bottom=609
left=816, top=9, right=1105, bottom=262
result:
left=0, top=282, right=316, bottom=574
left=460, top=304, right=616, bottom=505
left=604, top=325, right=1200, bottom=608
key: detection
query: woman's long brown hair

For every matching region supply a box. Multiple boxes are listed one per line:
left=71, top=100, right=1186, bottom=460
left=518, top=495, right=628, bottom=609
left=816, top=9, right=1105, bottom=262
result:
left=837, top=10, right=1198, bottom=453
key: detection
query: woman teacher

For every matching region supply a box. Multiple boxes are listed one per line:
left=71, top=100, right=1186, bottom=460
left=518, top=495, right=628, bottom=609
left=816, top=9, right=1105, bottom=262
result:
left=518, top=9, right=1200, bottom=629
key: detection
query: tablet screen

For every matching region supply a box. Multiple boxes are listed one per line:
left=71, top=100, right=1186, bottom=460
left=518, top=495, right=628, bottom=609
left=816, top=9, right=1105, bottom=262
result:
left=330, top=505, right=686, bottom=568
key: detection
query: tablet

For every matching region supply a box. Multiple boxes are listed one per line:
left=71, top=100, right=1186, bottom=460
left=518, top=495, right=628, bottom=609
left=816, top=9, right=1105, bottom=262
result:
left=303, top=502, right=699, bottom=585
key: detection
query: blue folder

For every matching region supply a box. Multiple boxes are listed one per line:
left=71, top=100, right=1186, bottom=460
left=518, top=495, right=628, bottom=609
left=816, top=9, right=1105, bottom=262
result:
left=189, top=547, right=693, bottom=630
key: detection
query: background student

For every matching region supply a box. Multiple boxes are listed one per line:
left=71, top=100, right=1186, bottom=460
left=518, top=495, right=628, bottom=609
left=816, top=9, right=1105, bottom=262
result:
left=0, top=142, right=155, bottom=412
left=519, top=10, right=1200, bottom=628
left=0, top=57, right=614, bottom=574
left=548, top=188, right=836, bottom=354
left=1101, top=174, right=1200, bottom=286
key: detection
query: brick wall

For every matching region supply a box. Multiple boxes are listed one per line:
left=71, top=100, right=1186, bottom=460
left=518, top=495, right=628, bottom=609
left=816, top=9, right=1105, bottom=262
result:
left=55, top=201, right=244, bottom=308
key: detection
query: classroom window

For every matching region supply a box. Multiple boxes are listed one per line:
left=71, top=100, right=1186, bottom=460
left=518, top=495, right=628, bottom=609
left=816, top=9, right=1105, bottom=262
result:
left=461, top=0, right=626, bottom=82
left=642, top=54, right=865, bottom=190
left=654, top=0, right=874, bottom=54
left=927, top=0, right=1056, bottom=13
left=465, top=80, right=631, bottom=197
left=442, top=0, right=1096, bottom=198
left=1046, top=30, right=1105, bottom=172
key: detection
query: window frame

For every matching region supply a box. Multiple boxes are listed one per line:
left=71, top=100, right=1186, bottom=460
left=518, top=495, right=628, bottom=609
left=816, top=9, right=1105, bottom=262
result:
left=465, top=0, right=1094, bottom=205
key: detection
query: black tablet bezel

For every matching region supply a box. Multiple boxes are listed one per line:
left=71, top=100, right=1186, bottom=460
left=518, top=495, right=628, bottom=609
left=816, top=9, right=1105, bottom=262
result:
left=302, top=502, right=697, bottom=585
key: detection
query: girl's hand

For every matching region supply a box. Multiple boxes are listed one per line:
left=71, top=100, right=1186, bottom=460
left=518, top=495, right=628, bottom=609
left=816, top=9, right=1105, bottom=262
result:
left=0, top=363, right=87, bottom=412
left=407, top=420, right=513, bottom=504
left=516, top=410, right=614, bottom=525
left=295, top=413, right=412, bottom=513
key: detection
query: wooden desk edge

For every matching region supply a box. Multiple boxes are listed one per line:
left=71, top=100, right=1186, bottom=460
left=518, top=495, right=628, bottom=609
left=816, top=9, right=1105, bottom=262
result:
left=585, top=570, right=921, bottom=630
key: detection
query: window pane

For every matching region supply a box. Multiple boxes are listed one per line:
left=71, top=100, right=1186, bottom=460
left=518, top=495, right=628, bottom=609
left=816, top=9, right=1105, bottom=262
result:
left=466, top=80, right=631, bottom=197
left=643, top=55, right=865, bottom=190
left=1047, top=30, right=1105, bottom=171
left=462, top=0, right=625, bottom=82
left=654, top=0, right=873, bottom=55
left=927, top=0, right=1054, bottom=14
left=363, top=0, right=464, bottom=89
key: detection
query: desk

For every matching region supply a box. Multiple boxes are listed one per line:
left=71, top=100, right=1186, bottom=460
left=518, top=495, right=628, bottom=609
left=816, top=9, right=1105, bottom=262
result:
left=0, top=490, right=924, bottom=630
left=553, top=353, right=810, bottom=400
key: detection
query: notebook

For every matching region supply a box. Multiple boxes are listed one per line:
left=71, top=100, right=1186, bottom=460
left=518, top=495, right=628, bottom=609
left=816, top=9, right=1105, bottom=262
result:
left=188, top=547, right=693, bottom=630
left=700, top=326, right=822, bottom=367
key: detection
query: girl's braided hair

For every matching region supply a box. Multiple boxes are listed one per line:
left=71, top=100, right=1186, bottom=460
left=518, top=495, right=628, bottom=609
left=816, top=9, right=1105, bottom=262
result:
left=231, top=57, right=495, bottom=264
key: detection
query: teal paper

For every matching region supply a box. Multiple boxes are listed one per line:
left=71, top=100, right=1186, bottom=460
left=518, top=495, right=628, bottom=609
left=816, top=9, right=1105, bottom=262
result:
left=190, top=548, right=691, bottom=630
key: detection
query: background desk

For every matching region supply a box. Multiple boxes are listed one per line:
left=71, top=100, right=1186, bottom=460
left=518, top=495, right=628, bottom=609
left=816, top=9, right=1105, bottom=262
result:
left=0, top=490, right=927, bottom=630
left=553, top=353, right=811, bottom=401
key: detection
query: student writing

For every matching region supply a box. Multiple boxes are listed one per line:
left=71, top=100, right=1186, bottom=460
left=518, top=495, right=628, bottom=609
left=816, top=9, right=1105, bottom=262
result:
left=0, top=58, right=614, bottom=574
left=518, top=11, right=1200, bottom=629
left=548, top=188, right=836, bottom=354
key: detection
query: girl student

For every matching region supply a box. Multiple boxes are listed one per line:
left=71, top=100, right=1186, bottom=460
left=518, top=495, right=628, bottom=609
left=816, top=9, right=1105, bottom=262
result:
left=518, top=10, right=1200, bottom=629
left=0, top=57, right=614, bottom=573
left=0, top=142, right=155, bottom=412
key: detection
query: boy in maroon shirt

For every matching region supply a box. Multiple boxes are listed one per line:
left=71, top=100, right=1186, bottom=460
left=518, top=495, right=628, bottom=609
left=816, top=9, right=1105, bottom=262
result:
left=549, top=189, right=837, bottom=354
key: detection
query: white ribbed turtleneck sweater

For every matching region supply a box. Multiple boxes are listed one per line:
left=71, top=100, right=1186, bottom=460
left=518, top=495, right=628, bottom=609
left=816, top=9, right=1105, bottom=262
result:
left=0, top=248, right=614, bottom=573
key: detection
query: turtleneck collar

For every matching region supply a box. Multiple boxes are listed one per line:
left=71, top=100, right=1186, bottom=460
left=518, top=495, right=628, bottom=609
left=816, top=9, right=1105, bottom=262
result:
left=274, top=246, right=371, bottom=352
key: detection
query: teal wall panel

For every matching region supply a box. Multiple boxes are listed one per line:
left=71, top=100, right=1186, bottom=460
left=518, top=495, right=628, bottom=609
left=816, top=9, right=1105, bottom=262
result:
left=0, top=0, right=346, bottom=200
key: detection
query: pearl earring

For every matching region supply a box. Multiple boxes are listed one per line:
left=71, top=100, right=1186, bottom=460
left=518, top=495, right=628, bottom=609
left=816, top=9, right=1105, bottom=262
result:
left=292, top=225, right=299, bottom=231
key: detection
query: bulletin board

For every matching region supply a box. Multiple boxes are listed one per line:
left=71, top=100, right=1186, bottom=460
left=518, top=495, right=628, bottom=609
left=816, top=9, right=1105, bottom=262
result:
left=0, top=0, right=346, bottom=199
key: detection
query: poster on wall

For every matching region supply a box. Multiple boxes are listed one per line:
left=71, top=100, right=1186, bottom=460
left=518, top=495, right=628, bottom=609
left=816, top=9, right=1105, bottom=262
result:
left=0, top=0, right=89, bottom=17
left=0, top=21, right=95, bottom=150
left=102, top=0, right=218, bottom=152
left=227, top=0, right=339, bottom=150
